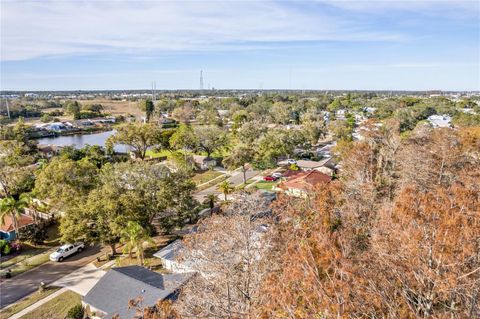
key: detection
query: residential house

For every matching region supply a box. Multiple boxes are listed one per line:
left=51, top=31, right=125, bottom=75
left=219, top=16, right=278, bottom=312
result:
left=45, top=122, right=68, bottom=132
left=0, top=214, right=35, bottom=241
left=153, top=240, right=191, bottom=273
left=37, top=144, right=62, bottom=158
left=427, top=114, right=452, bottom=128
left=193, top=155, right=216, bottom=170
left=296, top=158, right=336, bottom=176
left=83, top=266, right=193, bottom=319
left=277, top=170, right=332, bottom=197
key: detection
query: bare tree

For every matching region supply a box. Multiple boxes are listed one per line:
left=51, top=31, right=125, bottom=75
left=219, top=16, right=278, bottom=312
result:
left=176, top=192, right=276, bottom=319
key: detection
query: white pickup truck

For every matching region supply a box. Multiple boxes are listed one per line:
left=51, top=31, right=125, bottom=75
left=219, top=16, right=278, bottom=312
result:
left=49, top=242, right=85, bottom=262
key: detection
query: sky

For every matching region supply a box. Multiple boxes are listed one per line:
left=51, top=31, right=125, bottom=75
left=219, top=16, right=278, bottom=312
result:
left=1, top=0, right=479, bottom=91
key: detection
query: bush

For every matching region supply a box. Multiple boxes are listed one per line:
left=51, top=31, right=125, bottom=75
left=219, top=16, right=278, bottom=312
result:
left=40, top=114, right=53, bottom=123
left=0, top=239, right=7, bottom=253
left=66, top=304, right=84, bottom=319
left=22, top=225, right=48, bottom=245
left=3, top=244, right=11, bottom=255
left=10, top=242, right=21, bottom=252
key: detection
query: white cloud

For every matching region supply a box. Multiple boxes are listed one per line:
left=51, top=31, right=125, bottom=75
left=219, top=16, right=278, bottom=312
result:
left=1, top=0, right=409, bottom=61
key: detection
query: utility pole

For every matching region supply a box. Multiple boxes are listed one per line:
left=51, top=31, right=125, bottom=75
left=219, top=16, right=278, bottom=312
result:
left=6, top=98, right=11, bottom=119
left=151, top=81, right=156, bottom=103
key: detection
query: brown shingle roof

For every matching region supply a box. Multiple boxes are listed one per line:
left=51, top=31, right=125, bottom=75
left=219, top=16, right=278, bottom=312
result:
left=280, top=170, right=332, bottom=192
left=0, top=214, right=35, bottom=232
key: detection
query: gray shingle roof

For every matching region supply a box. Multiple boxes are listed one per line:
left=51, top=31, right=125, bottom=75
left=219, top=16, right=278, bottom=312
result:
left=83, top=266, right=192, bottom=319
left=153, top=239, right=185, bottom=261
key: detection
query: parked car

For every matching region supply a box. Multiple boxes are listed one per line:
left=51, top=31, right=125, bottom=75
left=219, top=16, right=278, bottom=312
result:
left=50, top=242, right=85, bottom=262
left=272, top=172, right=283, bottom=179
left=263, top=175, right=277, bottom=181
left=286, top=159, right=297, bottom=165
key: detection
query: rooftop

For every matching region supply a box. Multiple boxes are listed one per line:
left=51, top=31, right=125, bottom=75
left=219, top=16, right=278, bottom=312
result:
left=83, top=266, right=192, bottom=318
left=0, top=214, right=34, bottom=233
left=279, top=170, right=332, bottom=193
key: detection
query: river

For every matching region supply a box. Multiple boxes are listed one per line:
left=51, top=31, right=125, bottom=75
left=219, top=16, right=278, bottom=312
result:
left=37, top=130, right=130, bottom=153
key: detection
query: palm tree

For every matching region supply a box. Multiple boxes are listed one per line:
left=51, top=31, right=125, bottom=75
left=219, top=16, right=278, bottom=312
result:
left=120, top=221, right=154, bottom=266
left=206, top=194, right=217, bottom=214
left=217, top=180, right=234, bottom=201
left=0, top=194, right=29, bottom=240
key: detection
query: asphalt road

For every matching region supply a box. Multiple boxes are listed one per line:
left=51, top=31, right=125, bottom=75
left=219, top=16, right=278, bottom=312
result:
left=0, top=245, right=102, bottom=309
left=194, top=168, right=260, bottom=201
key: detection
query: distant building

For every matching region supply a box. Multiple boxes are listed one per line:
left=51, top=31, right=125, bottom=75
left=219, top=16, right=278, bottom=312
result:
left=427, top=114, right=452, bottom=128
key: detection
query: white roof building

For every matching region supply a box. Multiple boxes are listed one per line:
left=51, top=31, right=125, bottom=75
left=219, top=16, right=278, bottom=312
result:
left=427, top=114, right=452, bottom=128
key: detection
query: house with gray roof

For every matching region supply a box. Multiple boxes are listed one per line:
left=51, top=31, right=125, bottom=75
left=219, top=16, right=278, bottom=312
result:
left=153, top=239, right=191, bottom=273
left=83, top=266, right=192, bottom=319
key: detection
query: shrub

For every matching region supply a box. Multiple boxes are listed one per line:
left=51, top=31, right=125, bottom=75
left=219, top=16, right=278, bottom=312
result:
left=3, top=244, right=11, bottom=255
left=40, top=114, right=53, bottom=123
left=66, top=304, right=84, bottom=319
left=10, top=242, right=21, bottom=252
left=0, top=239, right=7, bottom=253
left=22, top=225, right=47, bottom=245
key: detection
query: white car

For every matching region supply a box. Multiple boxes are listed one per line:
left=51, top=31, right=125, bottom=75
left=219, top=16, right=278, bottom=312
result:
left=286, top=159, right=297, bottom=165
left=50, top=243, right=85, bottom=262
left=272, top=172, right=283, bottom=179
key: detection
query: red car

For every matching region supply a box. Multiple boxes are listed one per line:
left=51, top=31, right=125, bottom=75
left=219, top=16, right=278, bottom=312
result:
left=263, top=175, right=277, bottom=181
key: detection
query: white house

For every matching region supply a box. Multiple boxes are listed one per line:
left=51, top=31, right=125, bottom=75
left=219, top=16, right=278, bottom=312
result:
left=153, top=239, right=193, bottom=273
left=427, top=114, right=452, bottom=128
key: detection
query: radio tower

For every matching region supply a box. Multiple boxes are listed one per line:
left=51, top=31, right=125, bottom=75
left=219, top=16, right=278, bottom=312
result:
left=200, top=70, right=204, bottom=90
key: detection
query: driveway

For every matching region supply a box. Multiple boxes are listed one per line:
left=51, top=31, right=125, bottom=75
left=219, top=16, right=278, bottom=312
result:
left=52, top=263, right=106, bottom=296
left=194, top=168, right=260, bottom=201
left=0, top=245, right=103, bottom=308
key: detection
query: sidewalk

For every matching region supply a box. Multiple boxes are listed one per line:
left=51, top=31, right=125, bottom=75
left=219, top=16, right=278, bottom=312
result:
left=6, top=260, right=115, bottom=319
left=7, top=288, right=67, bottom=319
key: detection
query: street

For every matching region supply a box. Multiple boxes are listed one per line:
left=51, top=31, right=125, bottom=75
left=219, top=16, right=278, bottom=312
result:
left=0, top=245, right=102, bottom=309
left=194, top=168, right=260, bottom=201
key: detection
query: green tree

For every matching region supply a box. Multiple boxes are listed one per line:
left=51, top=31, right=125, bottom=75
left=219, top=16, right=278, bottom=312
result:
left=120, top=221, right=154, bottom=265
left=170, top=124, right=197, bottom=151
left=217, top=180, right=234, bottom=201
left=194, top=125, right=228, bottom=158
left=254, top=129, right=303, bottom=168
left=206, top=194, right=217, bottom=213
left=237, top=121, right=266, bottom=144
left=197, top=108, right=220, bottom=126
left=107, top=123, right=164, bottom=160
left=223, top=144, right=255, bottom=184
left=169, top=124, right=198, bottom=168
left=64, top=101, right=81, bottom=118
left=143, top=99, right=155, bottom=122
left=34, top=157, right=99, bottom=207
left=302, top=120, right=325, bottom=145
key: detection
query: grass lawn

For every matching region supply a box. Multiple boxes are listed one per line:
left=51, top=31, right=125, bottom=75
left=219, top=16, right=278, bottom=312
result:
left=1, top=224, right=62, bottom=277
left=254, top=181, right=279, bottom=191
left=19, top=290, right=81, bottom=319
left=145, top=149, right=172, bottom=159
left=195, top=174, right=229, bottom=192
left=192, top=170, right=223, bottom=185
left=0, top=287, right=60, bottom=318
left=112, top=235, right=172, bottom=273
